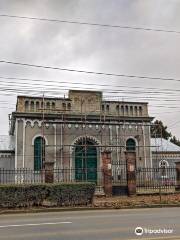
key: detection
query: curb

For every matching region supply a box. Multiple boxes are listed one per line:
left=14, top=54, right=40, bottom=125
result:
left=0, top=204, right=180, bottom=215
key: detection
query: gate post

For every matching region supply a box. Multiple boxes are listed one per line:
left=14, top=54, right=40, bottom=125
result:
left=125, top=151, right=136, bottom=196
left=175, top=162, right=180, bottom=191
left=44, top=162, right=54, bottom=183
left=101, top=150, right=112, bottom=196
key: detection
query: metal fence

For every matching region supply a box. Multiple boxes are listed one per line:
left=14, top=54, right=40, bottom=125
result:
left=112, top=162, right=127, bottom=186
left=0, top=168, right=103, bottom=185
left=0, top=167, right=178, bottom=194
left=136, top=167, right=177, bottom=193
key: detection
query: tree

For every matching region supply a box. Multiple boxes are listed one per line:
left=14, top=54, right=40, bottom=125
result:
left=170, top=136, right=180, bottom=147
left=151, top=119, right=180, bottom=147
left=151, top=120, right=172, bottom=139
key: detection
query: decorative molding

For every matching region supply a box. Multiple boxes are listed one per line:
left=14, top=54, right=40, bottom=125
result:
left=32, top=134, right=48, bottom=145
left=25, top=119, right=42, bottom=128
left=70, top=135, right=101, bottom=154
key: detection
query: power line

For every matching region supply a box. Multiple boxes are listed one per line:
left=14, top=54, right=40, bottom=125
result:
left=1, top=82, right=180, bottom=97
left=1, top=59, right=180, bottom=83
left=0, top=13, right=180, bottom=35
left=1, top=86, right=180, bottom=103
left=1, top=76, right=180, bottom=94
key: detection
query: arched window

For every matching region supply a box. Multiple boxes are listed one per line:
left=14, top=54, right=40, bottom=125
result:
left=52, top=102, right=55, bottom=110
left=36, top=101, right=39, bottom=111
left=125, top=105, right=128, bottom=115
left=30, top=101, right=34, bottom=112
left=159, top=160, right=169, bottom=168
left=62, top=102, right=66, bottom=111
left=25, top=101, right=29, bottom=112
left=130, top=106, right=133, bottom=115
left=106, top=105, right=109, bottom=113
left=67, top=103, right=71, bottom=110
left=121, top=106, right=124, bottom=115
left=139, top=106, right=142, bottom=116
left=126, top=138, right=136, bottom=151
left=34, top=137, right=45, bottom=171
left=134, top=106, right=138, bottom=116
left=46, top=102, right=50, bottom=110
left=116, top=105, right=120, bottom=114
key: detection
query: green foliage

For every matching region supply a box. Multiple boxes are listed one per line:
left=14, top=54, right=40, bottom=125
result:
left=151, top=120, right=172, bottom=139
left=151, top=119, right=180, bottom=147
left=0, top=183, right=95, bottom=208
left=170, top=136, right=180, bottom=147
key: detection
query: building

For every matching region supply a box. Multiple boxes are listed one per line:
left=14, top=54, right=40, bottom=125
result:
left=151, top=138, right=180, bottom=167
left=0, top=89, right=154, bottom=183
left=0, top=135, right=15, bottom=169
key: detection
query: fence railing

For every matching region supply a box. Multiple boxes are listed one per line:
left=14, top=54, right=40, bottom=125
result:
left=136, top=167, right=177, bottom=190
left=0, top=168, right=103, bottom=185
left=0, top=167, right=178, bottom=192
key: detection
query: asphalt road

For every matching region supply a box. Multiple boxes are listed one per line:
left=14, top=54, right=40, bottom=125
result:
left=0, top=208, right=179, bottom=240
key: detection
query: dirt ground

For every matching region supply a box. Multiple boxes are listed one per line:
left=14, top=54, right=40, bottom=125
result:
left=93, top=193, right=180, bottom=208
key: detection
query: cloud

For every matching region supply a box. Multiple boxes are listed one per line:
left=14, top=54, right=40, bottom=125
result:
left=0, top=0, right=180, bottom=137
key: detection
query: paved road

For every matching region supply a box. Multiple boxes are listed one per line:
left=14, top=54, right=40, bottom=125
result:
left=0, top=208, right=179, bottom=240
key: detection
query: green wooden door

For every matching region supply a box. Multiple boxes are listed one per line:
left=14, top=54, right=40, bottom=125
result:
left=75, top=140, right=97, bottom=182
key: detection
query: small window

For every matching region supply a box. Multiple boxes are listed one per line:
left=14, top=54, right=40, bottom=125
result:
left=30, top=101, right=34, bottom=112
left=134, top=106, right=138, bottom=116
left=36, top=102, right=40, bottom=111
left=46, top=102, right=50, bottom=110
left=159, top=160, right=169, bottom=168
left=106, top=105, right=109, bottom=113
left=62, top=102, right=66, bottom=111
left=121, top=106, right=124, bottom=115
left=130, top=106, right=133, bottom=115
left=126, top=138, right=136, bottom=151
left=139, top=106, right=142, bottom=116
left=67, top=103, right=71, bottom=110
left=25, top=101, right=29, bottom=112
left=52, top=102, right=55, bottom=110
left=116, top=105, right=120, bottom=114
left=125, top=105, right=128, bottom=115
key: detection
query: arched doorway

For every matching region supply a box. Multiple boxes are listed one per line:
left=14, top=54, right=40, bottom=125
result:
left=126, top=138, right=136, bottom=151
left=75, top=139, right=97, bottom=182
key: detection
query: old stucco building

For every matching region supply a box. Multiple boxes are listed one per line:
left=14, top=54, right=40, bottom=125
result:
left=1, top=89, right=153, bottom=180
left=151, top=138, right=180, bottom=168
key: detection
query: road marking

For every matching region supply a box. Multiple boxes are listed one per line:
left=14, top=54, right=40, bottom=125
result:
left=0, top=221, right=72, bottom=228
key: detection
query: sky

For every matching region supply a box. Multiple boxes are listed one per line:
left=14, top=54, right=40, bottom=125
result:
left=0, top=0, right=180, bottom=138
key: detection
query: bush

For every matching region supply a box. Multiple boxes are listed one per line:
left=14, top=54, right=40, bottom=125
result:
left=0, top=183, right=95, bottom=208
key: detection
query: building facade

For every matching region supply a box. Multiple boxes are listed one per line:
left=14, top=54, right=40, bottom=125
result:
left=151, top=138, right=180, bottom=168
left=5, top=89, right=153, bottom=180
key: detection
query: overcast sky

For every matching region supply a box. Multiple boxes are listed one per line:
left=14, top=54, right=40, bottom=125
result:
left=0, top=0, right=180, bottom=138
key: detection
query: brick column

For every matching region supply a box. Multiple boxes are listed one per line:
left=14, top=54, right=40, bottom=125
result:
left=44, top=162, right=54, bottom=183
left=175, top=162, right=180, bottom=191
left=101, top=150, right=112, bottom=196
left=125, top=151, right=136, bottom=196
